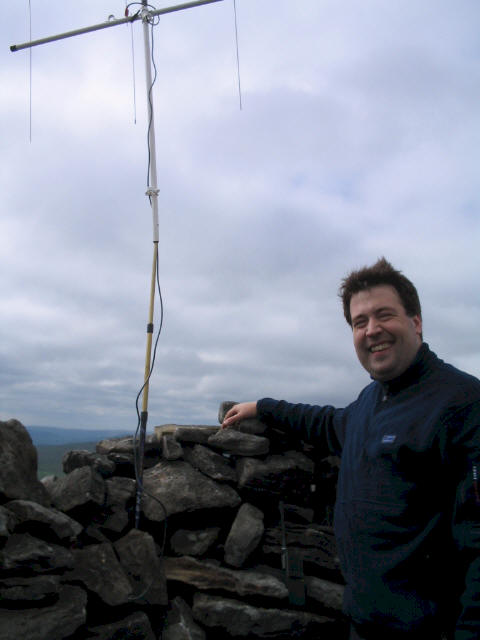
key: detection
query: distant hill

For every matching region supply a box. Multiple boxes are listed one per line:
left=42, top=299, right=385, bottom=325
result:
left=27, top=425, right=132, bottom=446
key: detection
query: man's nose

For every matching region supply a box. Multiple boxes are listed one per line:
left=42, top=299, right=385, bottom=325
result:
left=365, top=318, right=381, bottom=336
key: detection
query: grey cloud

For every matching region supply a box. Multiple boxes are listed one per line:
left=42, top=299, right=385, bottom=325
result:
left=1, top=1, right=479, bottom=431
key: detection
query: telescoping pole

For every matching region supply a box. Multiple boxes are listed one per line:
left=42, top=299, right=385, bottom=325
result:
left=134, top=1, right=161, bottom=529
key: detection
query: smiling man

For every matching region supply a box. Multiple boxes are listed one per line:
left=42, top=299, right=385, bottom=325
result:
left=349, top=285, right=422, bottom=382
left=222, top=258, right=480, bottom=640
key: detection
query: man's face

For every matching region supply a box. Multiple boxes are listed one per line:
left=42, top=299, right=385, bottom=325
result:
left=349, top=285, right=422, bottom=381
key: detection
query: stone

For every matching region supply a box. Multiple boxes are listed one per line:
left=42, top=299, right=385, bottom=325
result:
left=96, top=435, right=161, bottom=471
left=100, top=476, right=136, bottom=533
left=71, top=542, right=132, bottom=606
left=162, top=433, right=184, bottom=460
left=0, top=419, right=49, bottom=506
left=164, top=556, right=288, bottom=600
left=81, top=523, right=110, bottom=544
left=153, top=424, right=179, bottom=440
left=48, top=466, right=105, bottom=514
left=304, top=575, right=344, bottom=612
left=141, top=460, right=241, bottom=522
left=224, top=503, right=265, bottom=567
left=183, top=444, right=237, bottom=482
left=96, top=435, right=143, bottom=455
left=207, top=429, right=269, bottom=456
left=236, top=451, right=314, bottom=494
left=105, top=476, right=136, bottom=507
left=174, top=425, right=219, bottom=445
left=263, top=523, right=341, bottom=574
left=0, top=574, right=61, bottom=603
left=0, top=585, right=87, bottom=640
left=218, top=401, right=268, bottom=435
left=62, top=449, right=116, bottom=477
left=4, top=499, right=82, bottom=541
left=101, top=508, right=130, bottom=533
left=192, top=593, right=336, bottom=638
left=0, top=504, right=18, bottom=538
left=40, top=475, right=59, bottom=497
left=170, top=527, right=221, bottom=556
left=87, top=611, right=156, bottom=640
left=164, top=596, right=206, bottom=640
left=282, top=503, right=314, bottom=524
left=1, top=532, right=74, bottom=573
left=114, top=528, right=168, bottom=605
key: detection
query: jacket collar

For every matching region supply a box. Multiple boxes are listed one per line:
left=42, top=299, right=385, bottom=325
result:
left=378, top=342, right=437, bottom=396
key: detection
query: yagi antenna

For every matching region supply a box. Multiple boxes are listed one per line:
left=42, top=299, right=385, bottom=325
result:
left=10, top=0, right=225, bottom=529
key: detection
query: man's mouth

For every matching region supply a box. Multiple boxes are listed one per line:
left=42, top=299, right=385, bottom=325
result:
left=370, top=343, right=391, bottom=353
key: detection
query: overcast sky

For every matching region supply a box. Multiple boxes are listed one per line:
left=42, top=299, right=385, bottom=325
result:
left=2, top=0, right=479, bottom=433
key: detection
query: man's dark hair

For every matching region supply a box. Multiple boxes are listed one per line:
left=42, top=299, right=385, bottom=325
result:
left=339, top=257, right=422, bottom=326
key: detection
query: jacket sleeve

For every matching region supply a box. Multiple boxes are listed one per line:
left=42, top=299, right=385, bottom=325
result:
left=257, top=397, right=345, bottom=457
left=450, top=401, right=480, bottom=640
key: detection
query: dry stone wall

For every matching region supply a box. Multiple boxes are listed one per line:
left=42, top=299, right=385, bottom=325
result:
left=0, top=407, right=347, bottom=640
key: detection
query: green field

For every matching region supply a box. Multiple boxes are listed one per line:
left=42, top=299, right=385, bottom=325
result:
left=36, top=442, right=98, bottom=478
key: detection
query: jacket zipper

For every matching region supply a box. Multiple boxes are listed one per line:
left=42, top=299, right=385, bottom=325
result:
left=473, top=465, right=480, bottom=506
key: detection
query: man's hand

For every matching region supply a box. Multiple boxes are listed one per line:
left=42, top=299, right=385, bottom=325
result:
left=222, top=401, right=258, bottom=428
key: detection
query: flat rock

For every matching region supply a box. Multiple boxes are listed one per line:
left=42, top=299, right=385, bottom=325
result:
left=0, top=574, right=61, bottom=603
left=192, top=593, right=336, bottom=638
left=305, top=575, right=344, bottom=612
left=207, top=429, right=269, bottom=456
left=96, top=435, right=154, bottom=455
left=170, top=527, right=221, bottom=556
left=236, top=451, right=314, bottom=494
left=141, top=460, right=241, bottom=522
left=4, top=499, right=82, bottom=542
left=183, top=444, right=237, bottom=482
left=164, top=556, right=288, bottom=600
left=1, top=532, right=74, bottom=573
left=87, top=611, right=156, bottom=640
left=153, top=424, right=179, bottom=439
left=174, top=425, right=220, bottom=444
left=0, top=585, right=87, bottom=640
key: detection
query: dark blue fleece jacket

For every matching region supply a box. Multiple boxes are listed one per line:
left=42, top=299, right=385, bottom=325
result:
left=257, top=344, right=480, bottom=639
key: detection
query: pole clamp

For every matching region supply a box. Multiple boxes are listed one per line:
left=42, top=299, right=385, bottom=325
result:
left=146, top=187, right=160, bottom=198
left=140, top=8, right=152, bottom=23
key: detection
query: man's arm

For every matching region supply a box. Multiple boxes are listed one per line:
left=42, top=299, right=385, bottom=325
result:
left=223, top=397, right=345, bottom=456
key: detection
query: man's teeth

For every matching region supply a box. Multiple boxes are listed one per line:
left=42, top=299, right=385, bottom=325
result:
left=371, top=344, right=390, bottom=353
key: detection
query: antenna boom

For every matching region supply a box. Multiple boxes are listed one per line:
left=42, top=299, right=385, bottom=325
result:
left=10, top=0, right=224, bottom=52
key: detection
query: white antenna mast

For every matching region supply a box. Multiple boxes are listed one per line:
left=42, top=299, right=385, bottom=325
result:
left=11, top=0, right=224, bottom=528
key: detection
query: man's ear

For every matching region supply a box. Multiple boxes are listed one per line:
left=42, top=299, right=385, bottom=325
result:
left=412, top=314, right=422, bottom=339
